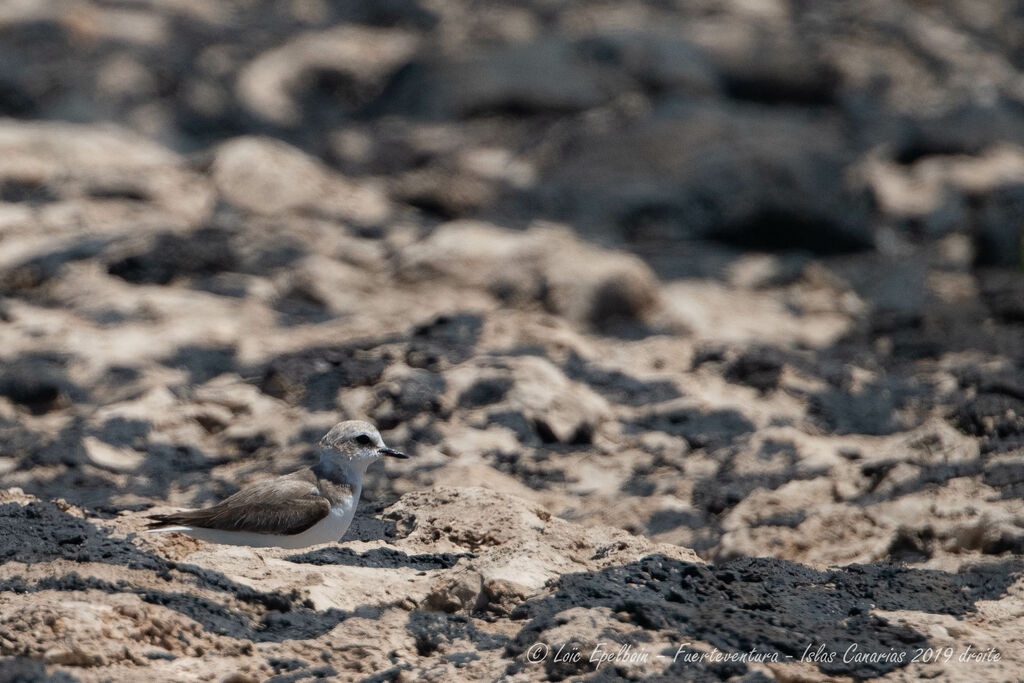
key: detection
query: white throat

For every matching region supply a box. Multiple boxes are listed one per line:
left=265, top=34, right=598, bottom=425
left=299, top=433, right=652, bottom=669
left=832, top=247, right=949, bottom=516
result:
left=317, top=455, right=373, bottom=492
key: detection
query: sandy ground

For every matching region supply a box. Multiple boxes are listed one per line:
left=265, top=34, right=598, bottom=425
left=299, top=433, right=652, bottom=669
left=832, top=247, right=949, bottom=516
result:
left=2, top=0, right=1024, bottom=681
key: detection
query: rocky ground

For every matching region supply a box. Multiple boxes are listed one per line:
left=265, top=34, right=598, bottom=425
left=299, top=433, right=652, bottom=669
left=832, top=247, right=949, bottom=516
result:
left=2, top=0, right=1024, bottom=681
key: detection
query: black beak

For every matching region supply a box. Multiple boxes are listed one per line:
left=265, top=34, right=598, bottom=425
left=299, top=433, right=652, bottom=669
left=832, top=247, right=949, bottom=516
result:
left=379, top=447, right=409, bottom=459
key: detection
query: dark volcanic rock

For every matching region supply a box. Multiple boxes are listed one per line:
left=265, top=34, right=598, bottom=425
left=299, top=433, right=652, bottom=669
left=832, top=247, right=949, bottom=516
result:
left=405, top=612, right=507, bottom=661
left=983, top=460, right=1024, bottom=488
left=376, top=39, right=616, bottom=119
left=0, top=657, right=78, bottom=683
left=273, top=284, right=333, bottom=326
left=625, top=408, right=755, bottom=451
left=161, top=345, right=238, bottom=384
left=0, top=500, right=164, bottom=570
left=368, top=370, right=446, bottom=429
left=809, top=378, right=926, bottom=436
left=405, top=314, right=482, bottom=370
left=978, top=270, right=1024, bottom=323
left=953, top=393, right=1024, bottom=440
left=974, top=184, right=1024, bottom=268
left=457, top=377, right=512, bottom=409
left=107, top=229, right=240, bottom=285
left=509, top=555, right=1016, bottom=679
left=722, top=347, right=786, bottom=393
left=0, top=239, right=108, bottom=292
left=692, top=440, right=826, bottom=515
left=16, top=425, right=88, bottom=468
left=258, top=342, right=392, bottom=410
left=714, top=35, right=839, bottom=107
left=0, top=355, right=78, bottom=414
left=563, top=352, right=681, bottom=406
left=535, top=101, right=873, bottom=254
left=285, top=546, right=471, bottom=570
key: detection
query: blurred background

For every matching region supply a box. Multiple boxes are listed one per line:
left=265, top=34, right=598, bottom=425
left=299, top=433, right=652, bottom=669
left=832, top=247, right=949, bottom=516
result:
left=1, top=0, right=1024, bottom=568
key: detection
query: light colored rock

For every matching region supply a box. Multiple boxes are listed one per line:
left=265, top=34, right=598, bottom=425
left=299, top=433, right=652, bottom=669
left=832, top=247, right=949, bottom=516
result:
left=211, top=136, right=391, bottom=224
left=664, top=280, right=853, bottom=347
left=236, top=26, right=418, bottom=126
left=0, top=120, right=213, bottom=229
left=82, top=436, right=143, bottom=472
left=504, top=355, right=610, bottom=444
left=424, top=569, right=485, bottom=612
left=400, top=220, right=662, bottom=329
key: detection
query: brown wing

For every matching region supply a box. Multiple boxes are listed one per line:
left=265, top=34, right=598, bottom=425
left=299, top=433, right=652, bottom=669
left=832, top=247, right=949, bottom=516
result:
left=146, top=469, right=331, bottom=535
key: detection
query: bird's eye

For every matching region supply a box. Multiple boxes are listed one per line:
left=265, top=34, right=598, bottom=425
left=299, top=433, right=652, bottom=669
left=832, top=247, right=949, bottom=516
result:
left=355, top=434, right=373, bottom=446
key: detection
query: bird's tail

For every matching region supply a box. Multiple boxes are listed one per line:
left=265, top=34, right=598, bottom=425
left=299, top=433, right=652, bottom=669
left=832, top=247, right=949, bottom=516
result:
left=145, top=512, right=192, bottom=531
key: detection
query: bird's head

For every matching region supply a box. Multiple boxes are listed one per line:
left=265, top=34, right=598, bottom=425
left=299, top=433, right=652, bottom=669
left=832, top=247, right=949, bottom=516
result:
left=318, top=420, right=408, bottom=471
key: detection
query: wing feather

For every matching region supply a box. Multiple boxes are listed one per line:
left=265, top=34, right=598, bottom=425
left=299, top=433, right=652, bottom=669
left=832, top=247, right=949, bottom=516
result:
left=146, top=470, right=331, bottom=535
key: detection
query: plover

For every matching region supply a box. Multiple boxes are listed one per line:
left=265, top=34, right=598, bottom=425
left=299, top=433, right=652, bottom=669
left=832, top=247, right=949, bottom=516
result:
left=145, top=420, right=408, bottom=548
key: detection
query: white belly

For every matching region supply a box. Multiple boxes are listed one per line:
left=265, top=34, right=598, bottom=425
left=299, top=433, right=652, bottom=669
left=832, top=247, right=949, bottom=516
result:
left=157, top=501, right=358, bottom=549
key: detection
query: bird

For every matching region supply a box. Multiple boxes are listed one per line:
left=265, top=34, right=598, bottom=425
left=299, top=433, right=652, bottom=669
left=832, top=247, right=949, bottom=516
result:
left=145, top=420, right=408, bottom=548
